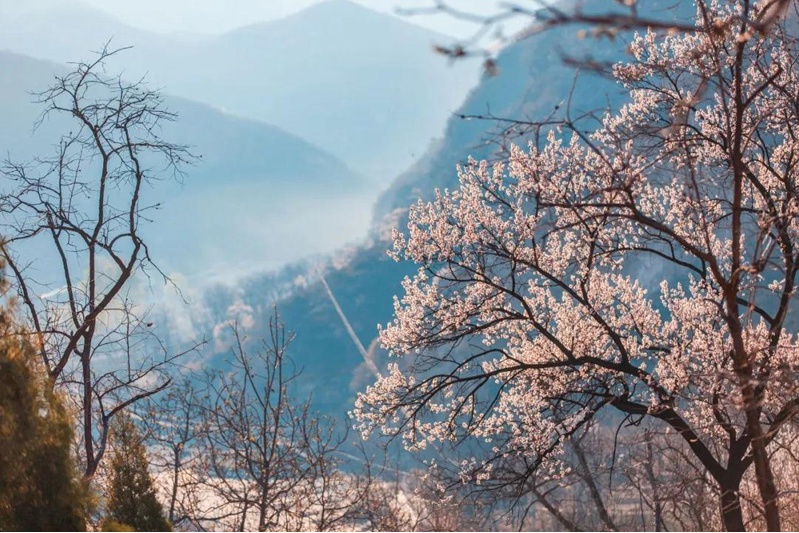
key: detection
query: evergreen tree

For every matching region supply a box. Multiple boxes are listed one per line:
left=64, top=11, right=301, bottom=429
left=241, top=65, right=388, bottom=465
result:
left=0, top=301, right=87, bottom=530
left=104, top=414, right=171, bottom=532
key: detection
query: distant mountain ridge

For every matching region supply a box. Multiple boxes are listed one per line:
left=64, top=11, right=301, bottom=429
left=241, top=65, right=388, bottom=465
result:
left=140, top=0, right=482, bottom=182
left=0, top=0, right=481, bottom=183
left=0, top=50, right=372, bottom=278
left=0, top=0, right=174, bottom=64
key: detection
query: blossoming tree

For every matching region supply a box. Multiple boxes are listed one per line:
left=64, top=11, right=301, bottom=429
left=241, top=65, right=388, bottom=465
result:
left=355, top=2, right=799, bottom=530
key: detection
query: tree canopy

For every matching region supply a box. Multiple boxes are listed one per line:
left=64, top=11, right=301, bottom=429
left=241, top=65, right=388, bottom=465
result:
left=0, top=296, right=87, bottom=530
left=104, top=414, right=172, bottom=532
left=355, top=2, right=799, bottom=530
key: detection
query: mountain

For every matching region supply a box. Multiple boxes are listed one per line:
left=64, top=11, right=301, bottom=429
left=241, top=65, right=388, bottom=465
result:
left=0, top=0, right=177, bottom=64
left=182, top=0, right=699, bottom=416
left=173, top=15, right=626, bottom=414
left=0, top=51, right=371, bottom=279
left=157, top=0, right=480, bottom=181
left=0, top=0, right=481, bottom=183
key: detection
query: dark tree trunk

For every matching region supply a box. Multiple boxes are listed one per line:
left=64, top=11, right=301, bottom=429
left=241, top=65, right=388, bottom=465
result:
left=720, top=487, right=745, bottom=532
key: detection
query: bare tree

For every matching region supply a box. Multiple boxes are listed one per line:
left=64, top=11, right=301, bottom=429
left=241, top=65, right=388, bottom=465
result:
left=348, top=454, right=490, bottom=532
left=289, top=423, right=370, bottom=532
left=195, top=312, right=366, bottom=531
left=353, top=462, right=417, bottom=532
left=0, top=45, right=196, bottom=479
left=139, top=378, right=208, bottom=530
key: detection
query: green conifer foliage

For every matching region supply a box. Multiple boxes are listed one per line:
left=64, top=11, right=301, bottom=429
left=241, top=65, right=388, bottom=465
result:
left=104, top=414, right=171, bottom=532
left=0, top=312, right=87, bottom=531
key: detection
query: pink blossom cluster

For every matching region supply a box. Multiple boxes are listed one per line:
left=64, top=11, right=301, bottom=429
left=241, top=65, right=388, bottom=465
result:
left=354, top=0, right=799, bottom=490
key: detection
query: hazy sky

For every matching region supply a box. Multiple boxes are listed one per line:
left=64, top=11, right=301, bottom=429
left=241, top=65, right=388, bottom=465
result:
left=77, top=0, right=517, bottom=39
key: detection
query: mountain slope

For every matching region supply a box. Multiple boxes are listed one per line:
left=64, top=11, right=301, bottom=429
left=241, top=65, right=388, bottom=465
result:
left=162, top=0, right=479, bottom=181
left=190, top=0, right=700, bottom=416
left=182, top=14, right=629, bottom=414
left=0, top=0, right=481, bottom=183
left=0, top=51, right=371, bottom=278
left=0, top=0, right=177, bottom=64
